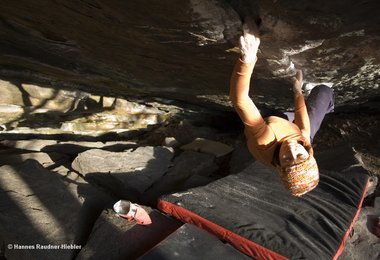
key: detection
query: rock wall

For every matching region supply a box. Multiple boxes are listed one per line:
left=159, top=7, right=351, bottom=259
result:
left=1, top=0, right=379, bottom=110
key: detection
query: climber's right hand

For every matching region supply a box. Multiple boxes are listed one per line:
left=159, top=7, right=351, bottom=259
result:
left=239, top=17, right=260, bottom=63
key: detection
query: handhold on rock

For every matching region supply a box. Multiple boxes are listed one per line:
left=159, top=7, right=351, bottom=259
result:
left=113, top=200, right=152, bottom=226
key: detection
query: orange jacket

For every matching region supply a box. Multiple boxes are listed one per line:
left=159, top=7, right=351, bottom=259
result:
left=230, top=58, right=312, bottom=166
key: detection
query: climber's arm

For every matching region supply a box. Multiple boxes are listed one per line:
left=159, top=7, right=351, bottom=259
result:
left=292, top=70, right=312, bottom=148
left=229, top=18, right=265, bottom=129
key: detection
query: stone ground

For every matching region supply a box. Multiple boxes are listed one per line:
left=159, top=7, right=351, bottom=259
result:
left=0, top=96, right=379, bottom=259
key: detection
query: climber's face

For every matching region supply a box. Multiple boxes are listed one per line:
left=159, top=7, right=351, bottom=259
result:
left=279, top=139, right=309, bottom=167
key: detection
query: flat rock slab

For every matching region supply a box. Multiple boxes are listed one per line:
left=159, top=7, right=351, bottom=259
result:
left=42, top=141, right=137, bottom=156
left=72, top=146, right=174, bottom=195
left=0, top=140, right=58, bottom=152
left=0, top=140, right=137, bottom=156
left=0, top=151, right=69, bottom=168
left=140, top=223, right=251, bottom=259
left=181, top=138, right=233, bottom=157
left=76, top=208, right=182, bottom=259
left=0, top=160, right=113, bottom=260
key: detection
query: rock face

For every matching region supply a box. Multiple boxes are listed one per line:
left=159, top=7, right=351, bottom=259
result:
left=0, top=160, right=113, bottom=260
left=1, top=0, right=379, bottom=110
left=72, top=147, right=174, bottom=198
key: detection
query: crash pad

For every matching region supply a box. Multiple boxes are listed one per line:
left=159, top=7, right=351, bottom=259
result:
left=157, top=160, right=369, bottom=259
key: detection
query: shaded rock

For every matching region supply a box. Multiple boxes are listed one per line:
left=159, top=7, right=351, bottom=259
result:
left=313, top=144, right=379, bottom=197
left=182, top=174, right=216, bottom=190
left=315, top=144, right=364, bottom=172
left=72, top=146, right=174, bottom=196
left=170, top=120, right=221, bottom=146
left=229, top=138, right=255, bottom=175
left=0, top=160, right=114, bottom=260
left=2, top=0, right=380, bottom=110
left=170, top=151, right=218, bottom=178
left=76, top=208, right=182, bottom=260
left=42, top=140, right=137, bottom=156
left=51, top=165, right=84, bottom=183
left=340, top=197, right=380, bottom=259
left=141, top=151, right=218, bottom=205
left=0, top=139, right=58, bottom=152
left=0, top=150, right=69, bottom=168
left=138, top=118, right=223, bottom=147
left=181, top=138, right=234, bottom=157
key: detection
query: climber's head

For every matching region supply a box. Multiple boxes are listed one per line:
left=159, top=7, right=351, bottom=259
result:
left=279, top=139, right=309, bottom=167
left=277, top=139, right=319, bottom=196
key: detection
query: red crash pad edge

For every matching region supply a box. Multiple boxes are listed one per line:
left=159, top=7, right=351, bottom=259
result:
left=157, top=200, right=287, bottom=260
left=333, top=178, right=370, bottom=260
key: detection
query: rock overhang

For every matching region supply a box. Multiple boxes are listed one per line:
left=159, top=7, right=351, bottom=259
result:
left=1, top=0, right=379, bottom=110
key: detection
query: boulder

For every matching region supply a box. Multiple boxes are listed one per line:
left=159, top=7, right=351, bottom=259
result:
left=0, top=80, right=24, bottom=106
left=0, top=160, right=113, bottom=260
left=72, top=147, right=174, bottom=196
left=76, top=208, right=182, bottom=260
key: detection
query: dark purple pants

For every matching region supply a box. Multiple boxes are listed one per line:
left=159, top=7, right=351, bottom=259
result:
left=284, top=85, right=335, bottom=142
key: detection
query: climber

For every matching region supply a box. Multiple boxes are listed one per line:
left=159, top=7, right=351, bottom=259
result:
left=229, top=18, right=334, bottom=196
